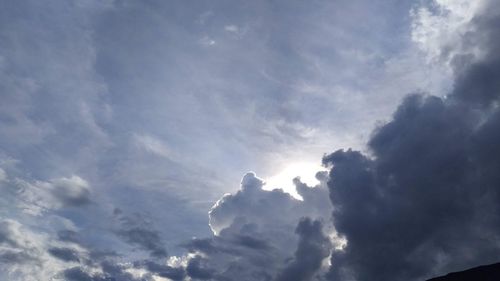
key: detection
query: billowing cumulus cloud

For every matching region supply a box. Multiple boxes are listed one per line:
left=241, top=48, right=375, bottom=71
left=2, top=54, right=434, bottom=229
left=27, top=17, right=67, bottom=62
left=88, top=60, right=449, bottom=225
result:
left=209, top=172, right=332, bottom=236
left=178, top=172, right=334, bottom=280
left=323, top=2, right=500, bottom=280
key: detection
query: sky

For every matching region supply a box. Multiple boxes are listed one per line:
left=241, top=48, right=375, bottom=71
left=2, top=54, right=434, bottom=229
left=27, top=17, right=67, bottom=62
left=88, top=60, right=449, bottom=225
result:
left=1, top=0, right=499, bottom=280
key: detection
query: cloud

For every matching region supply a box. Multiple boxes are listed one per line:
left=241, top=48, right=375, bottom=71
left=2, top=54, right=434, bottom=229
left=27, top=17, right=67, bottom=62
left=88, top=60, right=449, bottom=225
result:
left=57, top=230, right=81, bottom=244
left=0, top=168, right=6, bottom=182
left=0, top=165, right=178, bottom=280
left=2, top=1, right=498, bottom=280
left=48, top=247, right=81, bottom=262
left=276, top=218, right=332, bottom=281
left=62, top=267, right=99, bottom=281
left=0, top=161, right=186, bottom=281
left=224, top=24, right=239, bottom=33
left=0, top=165, right=122, bottom=281
left=57, top=252, right=183, bottom=281
left=323, top=2, right=500, bottom=280
left=209, top=172, right=332, bottom=236
left=62, top=265, right=136, bottom=281
left=176, top=172, right=333, bottom=280
left=133, top=134, right=171, bottom=159
left=410, top=0, right=486, bottom=64
left=0, top=220, right=22, bottom=247
left=1, top=173, right=91, bottom=216
left=135, top=260, right=186, bottom=280
left=49, top=176, right=92, bottom=207
left=0, top=220, right=41, bottom=266
left=186, top=255, right=216, bottom=280
left=114, top=209, right=168, bottom=258
left=0, top=219, right=54, bottom=279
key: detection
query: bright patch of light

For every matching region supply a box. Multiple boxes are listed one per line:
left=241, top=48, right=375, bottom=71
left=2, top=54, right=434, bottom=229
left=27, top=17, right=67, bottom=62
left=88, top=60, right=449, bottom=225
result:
left=411, top=0, right=484, bottom=62
left=264, top=162, right=326, bottom=199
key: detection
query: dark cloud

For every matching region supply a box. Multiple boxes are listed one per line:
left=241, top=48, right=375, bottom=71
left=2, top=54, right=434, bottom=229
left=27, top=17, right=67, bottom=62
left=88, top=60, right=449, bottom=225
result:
left=61, top=259, right=159, bottom=281
left=48, top=247, right=80, bottom=262
left=117, top=226, right=167, bottom=258
left=114, top=210, right=168, bottom=258
left=452, top=9, right=500, bottom=106
left=233, top=234, right=271, bottom=250
left=186, top=255, right=215, bottom=280
left=182, top=237, right=218, bottom=254
left=50, top=176, right=92, bottom=207
left=276, top=218, right=332, bottom=281
left=323, top=4, right=500, bottom=281
left=57, top=230, right=81, bottom=244
left=453, top=59, right=500, bottom=106
left=135, top=260, right=186, bottom=280
left=55, top=255, right=182, bottom=281
left=99, top=260, right=145, bottom=281
left=63, top=267, right=108, bottom=281
left=63, top=267, right=94, bottom=281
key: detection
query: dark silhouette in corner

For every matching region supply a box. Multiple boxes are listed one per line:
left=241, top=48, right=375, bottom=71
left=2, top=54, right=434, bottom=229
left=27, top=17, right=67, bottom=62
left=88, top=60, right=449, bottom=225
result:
left=427, top=263, right=500, bottom=281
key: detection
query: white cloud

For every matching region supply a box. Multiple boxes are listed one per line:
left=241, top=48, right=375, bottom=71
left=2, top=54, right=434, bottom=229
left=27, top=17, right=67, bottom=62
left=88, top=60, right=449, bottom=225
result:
left=411, top=0, right=486, bottom=64
left=133, top=134, right=171, bottom=159
left=0, top=168, right=6, bottom=182
left=177, top=172, right=337, bottom=280
left=200, top=36, right=216, bottom=46
left=224, top=24, right=239, bottom=33
left=0, top=219, right=67, bottom=281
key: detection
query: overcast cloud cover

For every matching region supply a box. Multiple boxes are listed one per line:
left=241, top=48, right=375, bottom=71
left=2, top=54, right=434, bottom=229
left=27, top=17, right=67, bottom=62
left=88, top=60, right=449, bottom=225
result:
left=1, top=0, right=499, bottom=280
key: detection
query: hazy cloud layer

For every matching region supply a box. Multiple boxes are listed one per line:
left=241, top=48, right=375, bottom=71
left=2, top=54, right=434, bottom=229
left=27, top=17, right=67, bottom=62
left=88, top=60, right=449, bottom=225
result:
left=1, top=0, right=497, bottom=280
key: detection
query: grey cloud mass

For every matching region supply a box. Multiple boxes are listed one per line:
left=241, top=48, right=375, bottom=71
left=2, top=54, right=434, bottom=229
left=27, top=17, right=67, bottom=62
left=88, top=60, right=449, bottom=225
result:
left=179, top=172, right=333, bottom=280
left=323, top=2, right=500, bottom=280
left=1, top=0, right=499, bottom=280
left=135, top=260, right=186, bottom=280
left=114, top=209, right=168, bottom=258
left=276, top=218, right=332, bottom=281
left=48, top=247, right=81, bottom=262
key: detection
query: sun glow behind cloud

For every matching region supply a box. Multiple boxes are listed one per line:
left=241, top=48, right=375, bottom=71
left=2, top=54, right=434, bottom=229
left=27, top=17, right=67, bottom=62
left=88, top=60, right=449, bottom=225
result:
left=264, top=162, right=326, bottom=199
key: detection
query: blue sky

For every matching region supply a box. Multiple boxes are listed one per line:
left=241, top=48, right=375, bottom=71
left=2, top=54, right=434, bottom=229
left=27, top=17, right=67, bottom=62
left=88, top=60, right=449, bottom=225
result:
left=1, top=0, right=497, bottom=280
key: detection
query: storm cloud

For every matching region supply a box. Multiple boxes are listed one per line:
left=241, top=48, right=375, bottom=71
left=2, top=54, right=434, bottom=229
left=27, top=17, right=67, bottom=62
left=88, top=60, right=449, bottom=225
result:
left=323, top=2, right=500, bottom=280
left=276, top=218, right=332, bottom=281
